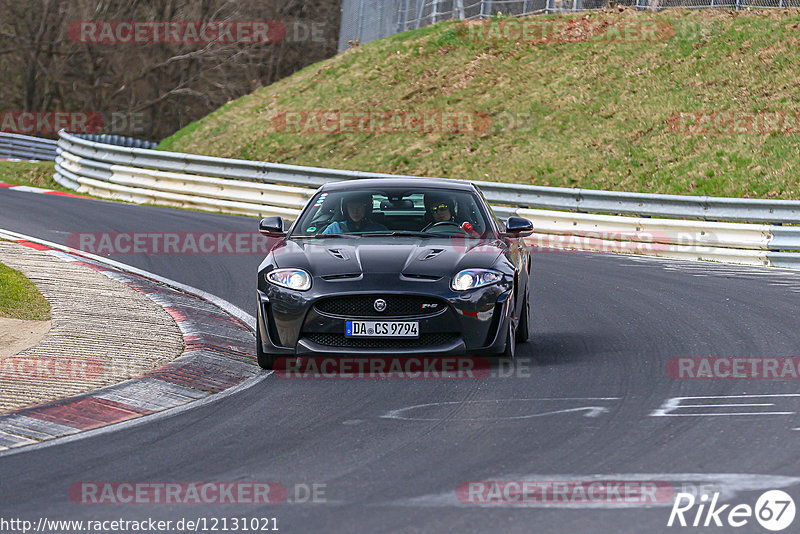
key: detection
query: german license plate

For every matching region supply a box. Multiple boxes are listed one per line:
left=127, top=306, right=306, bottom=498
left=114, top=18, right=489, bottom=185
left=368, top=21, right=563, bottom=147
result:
left=345, top=320, right=419, bottom=338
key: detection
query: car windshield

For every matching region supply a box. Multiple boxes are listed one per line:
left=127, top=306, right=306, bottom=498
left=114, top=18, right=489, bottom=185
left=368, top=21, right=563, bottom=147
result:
left=290, top=187, right=494, bottom=237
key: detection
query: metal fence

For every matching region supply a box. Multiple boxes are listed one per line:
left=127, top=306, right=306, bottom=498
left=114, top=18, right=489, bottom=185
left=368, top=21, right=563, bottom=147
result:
left=339, top=0, right=800, bottom=50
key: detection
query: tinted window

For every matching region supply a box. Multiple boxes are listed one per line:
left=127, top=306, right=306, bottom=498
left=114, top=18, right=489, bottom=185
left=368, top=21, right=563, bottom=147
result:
left=291, top=188, right=492, bottom=236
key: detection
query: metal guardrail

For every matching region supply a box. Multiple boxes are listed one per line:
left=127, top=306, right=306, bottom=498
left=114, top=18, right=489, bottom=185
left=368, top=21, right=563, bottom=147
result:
left=55, top=135, right=311, bottom=218
left=0, top=133, right=58, bottom=161
left=0, top=132, right=157, bottom=161
left=51, top=130, right=800, bottom=269
left=76, top=134, right=158, bottom=150
left=55, top=131, right=800, bottom=224
left=519, top=208, right=776, bottom=267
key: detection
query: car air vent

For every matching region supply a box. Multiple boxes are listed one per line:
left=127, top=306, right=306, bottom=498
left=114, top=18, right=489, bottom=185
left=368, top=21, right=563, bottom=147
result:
left=314, top=295, right=447, bottom=317
left=304, top=332, right=459, bottom=349
left=419, top=248, right=444, bottom=260
left=401, top=273, right=442, bottom=281
left=321, top=273, right=362, bottom=281
left=328, top=248, right=349, bottom=260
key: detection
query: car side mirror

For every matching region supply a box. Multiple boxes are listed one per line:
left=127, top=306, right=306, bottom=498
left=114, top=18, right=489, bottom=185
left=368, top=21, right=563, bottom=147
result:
left=504, top=216, right=534, bottom=237
left=259, top=216, right=286, bottom=237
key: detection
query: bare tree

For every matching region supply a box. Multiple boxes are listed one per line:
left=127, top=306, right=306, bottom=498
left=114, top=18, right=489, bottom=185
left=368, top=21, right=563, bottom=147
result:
left=0, top=0, right=340, bottom=139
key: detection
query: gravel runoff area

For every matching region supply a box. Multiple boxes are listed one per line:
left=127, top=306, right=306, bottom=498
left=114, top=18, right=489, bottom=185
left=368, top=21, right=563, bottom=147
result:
left=0, top=240, right=184, bottom=413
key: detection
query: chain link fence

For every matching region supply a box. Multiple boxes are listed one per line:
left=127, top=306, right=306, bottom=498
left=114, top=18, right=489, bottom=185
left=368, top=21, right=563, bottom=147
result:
left=339, top=0, right=800, bottom=50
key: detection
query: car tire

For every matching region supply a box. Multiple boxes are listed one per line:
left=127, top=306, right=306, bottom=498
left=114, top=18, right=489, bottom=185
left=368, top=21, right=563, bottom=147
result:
left=516, top=287, right=531, bottom=344
left=503, top=317, right=516, bottom=360
left=256, top=326, right=277, bottom=370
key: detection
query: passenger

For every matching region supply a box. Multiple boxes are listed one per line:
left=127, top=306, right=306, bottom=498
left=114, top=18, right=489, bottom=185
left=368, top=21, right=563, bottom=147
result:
left=322, top=192, right=388, bottom=234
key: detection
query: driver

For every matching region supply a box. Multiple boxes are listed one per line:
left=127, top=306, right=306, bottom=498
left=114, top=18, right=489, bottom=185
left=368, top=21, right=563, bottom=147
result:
left=430, top=200, right=455, bottom=224
left=323, top=192, right=388, bottom=234
left=423, top=195, right=478, bottom=235
left=423, top=194, right=456, bottom=225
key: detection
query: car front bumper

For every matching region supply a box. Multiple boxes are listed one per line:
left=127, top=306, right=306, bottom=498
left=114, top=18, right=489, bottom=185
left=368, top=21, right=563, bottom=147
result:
left=256, top=274, right=514, bottom=357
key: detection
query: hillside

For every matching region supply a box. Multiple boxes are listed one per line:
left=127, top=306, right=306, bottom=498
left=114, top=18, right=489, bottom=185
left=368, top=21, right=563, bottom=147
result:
left=158, top=9, right=800, bottom=199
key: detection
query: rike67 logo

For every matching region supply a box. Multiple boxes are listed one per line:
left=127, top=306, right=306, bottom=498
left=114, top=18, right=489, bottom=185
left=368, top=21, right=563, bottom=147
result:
left=668, top=490, right=795, bottom=531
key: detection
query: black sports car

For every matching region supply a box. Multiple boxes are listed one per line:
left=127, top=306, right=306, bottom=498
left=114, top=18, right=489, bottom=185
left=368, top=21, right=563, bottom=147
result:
left=255, top=178, right=533, bottom=369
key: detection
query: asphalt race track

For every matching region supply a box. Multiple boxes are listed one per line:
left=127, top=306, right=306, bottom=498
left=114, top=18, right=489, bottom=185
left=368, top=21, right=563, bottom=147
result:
left=2, top=187, right=800, bottom=533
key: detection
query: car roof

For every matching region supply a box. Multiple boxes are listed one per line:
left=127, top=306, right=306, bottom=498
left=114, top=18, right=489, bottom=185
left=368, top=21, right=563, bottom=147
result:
left=318, top=178, right=477, bottom=193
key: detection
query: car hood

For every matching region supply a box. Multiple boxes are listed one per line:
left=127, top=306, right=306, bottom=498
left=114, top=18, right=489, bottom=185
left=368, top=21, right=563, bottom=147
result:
left=272, top=236, right=505, bottom=278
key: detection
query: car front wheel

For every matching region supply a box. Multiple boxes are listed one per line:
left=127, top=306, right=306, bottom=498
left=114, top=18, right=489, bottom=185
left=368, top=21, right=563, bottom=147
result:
left=503, top=317, right=516, bottom=360
left=256, top=326, right=277, bottom=370
left=516, top=288, right=531, bottom=343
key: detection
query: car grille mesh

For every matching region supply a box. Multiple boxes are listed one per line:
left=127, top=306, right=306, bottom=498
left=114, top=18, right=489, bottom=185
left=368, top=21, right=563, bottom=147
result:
left=314, top=295, right=446, bottom=318
left=304, top=333, right=459, bottom=349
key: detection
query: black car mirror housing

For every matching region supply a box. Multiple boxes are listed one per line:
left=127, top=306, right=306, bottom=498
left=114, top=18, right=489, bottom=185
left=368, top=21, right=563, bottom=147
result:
left=259, top=216, right=286, bottom=237
left=504, top=216, right=534, bottom=237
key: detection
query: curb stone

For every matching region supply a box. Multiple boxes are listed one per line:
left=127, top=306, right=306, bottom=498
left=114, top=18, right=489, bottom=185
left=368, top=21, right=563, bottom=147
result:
left=0, top=237, right=258, bottom=450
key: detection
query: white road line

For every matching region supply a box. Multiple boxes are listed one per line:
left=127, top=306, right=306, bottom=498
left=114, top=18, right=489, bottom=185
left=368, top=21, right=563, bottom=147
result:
left=651, top=394, right=800, bottom=418
left=5, top=185, right=50, bottom=194
left=679, top=403, right=776, bottom=408
left=381, top=398, right=621, bottom=421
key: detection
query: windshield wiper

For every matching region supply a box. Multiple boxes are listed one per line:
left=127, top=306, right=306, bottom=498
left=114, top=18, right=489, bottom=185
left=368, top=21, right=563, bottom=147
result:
left=290, top=234, right=358, bottom=239
left=349, top=231, right=432, bottom=237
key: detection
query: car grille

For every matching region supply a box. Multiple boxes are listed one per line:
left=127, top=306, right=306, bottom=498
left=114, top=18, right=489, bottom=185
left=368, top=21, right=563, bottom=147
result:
left=303, top=333, right=459, bottom=349
left=314, top=295, right=447, bottom=318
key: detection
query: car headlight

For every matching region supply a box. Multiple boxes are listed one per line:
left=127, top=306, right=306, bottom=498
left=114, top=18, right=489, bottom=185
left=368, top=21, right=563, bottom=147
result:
left=451, top=269, right=503, bottom=291
left=266, top=268, right=312, bottom=291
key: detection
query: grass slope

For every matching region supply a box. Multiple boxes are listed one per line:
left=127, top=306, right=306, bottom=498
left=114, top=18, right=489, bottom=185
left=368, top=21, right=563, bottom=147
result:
left=0, top=161, right=71, bottom=193
left=0, top=260, right=51, bottom=321
left=159, top=9, right=800, bottom=199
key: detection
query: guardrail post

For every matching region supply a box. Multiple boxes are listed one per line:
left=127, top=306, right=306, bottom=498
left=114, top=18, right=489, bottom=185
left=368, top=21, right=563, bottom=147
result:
left=455, top=0, right=465, bottom=19
left=398, top=0, right=408, bottom=32
left=416, top=0, right=426, bottom=28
